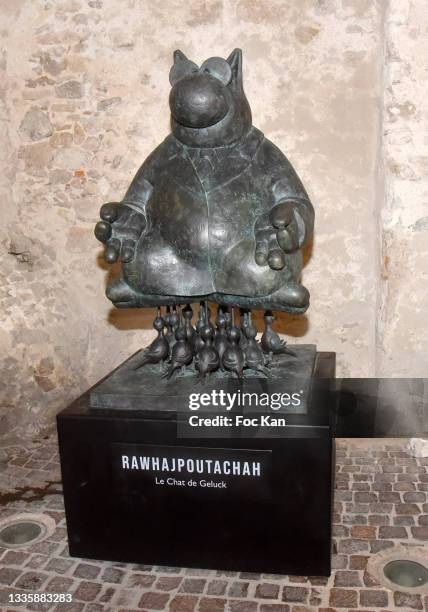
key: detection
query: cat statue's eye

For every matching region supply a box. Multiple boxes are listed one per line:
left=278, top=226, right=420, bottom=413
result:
left=200, top=57, right=232, bottom=86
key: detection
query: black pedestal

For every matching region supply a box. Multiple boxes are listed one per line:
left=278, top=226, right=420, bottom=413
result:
left=57, top=349, right=335, bottom=576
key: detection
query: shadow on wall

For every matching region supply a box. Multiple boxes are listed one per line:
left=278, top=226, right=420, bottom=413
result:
left=334, top=378, right=428, bottom=437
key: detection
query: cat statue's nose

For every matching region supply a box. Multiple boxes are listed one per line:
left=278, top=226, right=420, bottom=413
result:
left=169, top=73, right=229, bottom=128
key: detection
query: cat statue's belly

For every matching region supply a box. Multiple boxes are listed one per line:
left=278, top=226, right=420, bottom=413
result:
left=122, top=133, right=298, bottom=299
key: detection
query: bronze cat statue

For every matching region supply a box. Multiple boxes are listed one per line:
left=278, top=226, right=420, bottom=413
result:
left=95, top=49, right=314, bottom=313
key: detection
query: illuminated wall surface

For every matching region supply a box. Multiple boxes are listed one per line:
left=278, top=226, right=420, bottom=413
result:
left=0, top=1, right=427, bottom=439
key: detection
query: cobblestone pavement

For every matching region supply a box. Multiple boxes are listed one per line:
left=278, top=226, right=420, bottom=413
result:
left=0, top=437, right=427, bottom=611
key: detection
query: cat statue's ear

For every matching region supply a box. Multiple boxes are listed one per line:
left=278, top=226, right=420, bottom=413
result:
left=226, top=49, right=243, bottom=87
left=173, top=49, right=189, bottom=63
left=169, top=50, right=199, bottom=86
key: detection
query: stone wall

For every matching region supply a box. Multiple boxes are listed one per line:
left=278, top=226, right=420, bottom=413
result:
left=377, top=0, right=428, bottom=376
left=0, top=0, right=426, bottom=441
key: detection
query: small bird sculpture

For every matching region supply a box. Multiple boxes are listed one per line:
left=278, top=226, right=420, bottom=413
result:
left=170, top=306, right=180, bottom=334
left=195, top=325, right=220, bottom=381
left=239, top=310, right=249, bottom=352
left=205, top=305, right=215, bottom=335
left=260, top=310, right=296, bottom=362
left=194, top=302, right=207, bottom=354
left=135, top=309, right=169, bottom=371
left=196, top=302, right=206, bottom=330
left=214, top=312, right=229, bottom=368
left=162, top=326, right=193, bottom=379
left=222, top=309, right=245, bottom=379
left=244, top=314, right=270, bottom=376
left=164, top=305, right=172, bottom=333
left=164, top=306, right=177, bottom=351
left=224, top=310, right=232, bottom=330
left=182, top=304, right=196, bottom=348
left=166, top=306, right=180, bottom=352
left=215, top=306, right=226, bottom=327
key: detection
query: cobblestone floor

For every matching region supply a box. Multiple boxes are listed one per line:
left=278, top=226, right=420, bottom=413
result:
left=0, top=437, right=427, bottom=611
